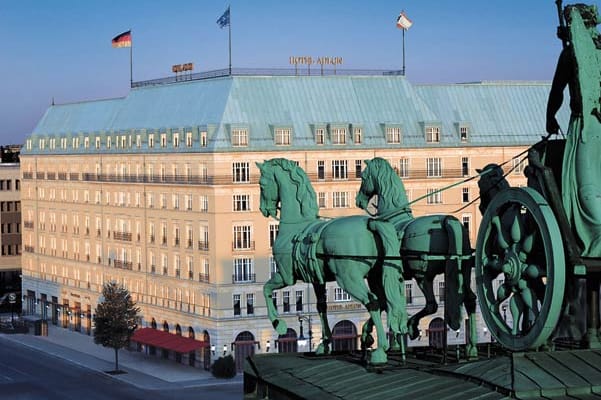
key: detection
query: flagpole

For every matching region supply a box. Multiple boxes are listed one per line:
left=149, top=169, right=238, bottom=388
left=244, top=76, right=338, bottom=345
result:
left=228, top=6, right=232, bottom=75
left=402, top=28, right=406, bottom=75
left=130, top=30, right=133, bottom=87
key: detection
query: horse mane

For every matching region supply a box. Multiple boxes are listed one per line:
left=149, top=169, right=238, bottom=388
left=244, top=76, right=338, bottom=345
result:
left=368, top=158, right=410, bottom=211
left=269, top=158, right=319, bottom=219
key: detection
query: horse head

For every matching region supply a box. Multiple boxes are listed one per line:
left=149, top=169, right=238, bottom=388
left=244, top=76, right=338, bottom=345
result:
left=476, top=163, right=509, bottom=215
left=356, top=157, right=411, bottom=216
left=257, top=158, right=318, bottom=223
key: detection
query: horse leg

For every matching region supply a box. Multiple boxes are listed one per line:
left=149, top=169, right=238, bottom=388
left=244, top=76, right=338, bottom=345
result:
left=313, top=282, right=332, bottom=355
left=361, top=318, right=375, bottom=362
left=462, top=259, right=479, bottom=360
left=382, top=262, right=407, bottom=358
left=336, top=267, right=389, bottom=365
left=407, top=277, right=438, bottom=340
left=263, top=273, right=289, bottom=335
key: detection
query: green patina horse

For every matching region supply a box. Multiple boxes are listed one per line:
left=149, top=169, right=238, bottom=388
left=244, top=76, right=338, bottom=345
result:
left=257, top=158, right=407, bottom=364
left=356, top=157, right=478, bottom=358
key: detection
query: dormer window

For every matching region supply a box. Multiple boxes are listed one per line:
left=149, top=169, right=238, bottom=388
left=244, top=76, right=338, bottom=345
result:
left=200, top=131, right=207, bottom=147
left=84, top=137, right=90, bottom=149
left=160, top=134, right=167, bottom=148
left=173, top=133, right=180, bottom=147
left=315, top=128, right=325, bottom=145
left=107, top=137, right=112, bottom=149
left=425, top=126, right=440, bottom=143
left=353, top=127, right=363, bottom=144
left=232, top=128, right=248, bottom=147
left=331, top=127, right=347, bottom=145
left=275, top=128, right=291, bottom=146
left=185, top=132, right=193, bottom=147
left=148, top=134, right=155, bottom=148
left=386, top=127, right=401, bottom=144
left=460, top=126, right=469, bottom=142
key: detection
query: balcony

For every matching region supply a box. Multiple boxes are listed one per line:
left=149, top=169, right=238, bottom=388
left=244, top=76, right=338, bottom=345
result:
left=198, top=273, right=210, bottom=283
left=113, top=231, right=132, bottom=242
left=232, top=273, right=256, bottom=284
left=24, top=221, right=34, bottom=229
left=232, top=241, right=255, bottom=251
left=24, top=245, right=35, bottom=253
left=114, top=260, right=133, bottom=270
left=198, top=241, right=209, bottom=251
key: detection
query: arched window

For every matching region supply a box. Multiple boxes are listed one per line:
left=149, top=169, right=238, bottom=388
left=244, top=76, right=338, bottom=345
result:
left=234, top=331, right=255, bottom=372
left=277, top=328, right=298, bottom=353
left=332, top=320, right=357, bottom=351
left=428, top=317, right=445, bottom=349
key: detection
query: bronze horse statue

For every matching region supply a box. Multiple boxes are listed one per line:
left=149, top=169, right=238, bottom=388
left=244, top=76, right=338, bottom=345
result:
left=356, top=157, right=478, bottom=358
left=257, top=158, right=408, bottom=364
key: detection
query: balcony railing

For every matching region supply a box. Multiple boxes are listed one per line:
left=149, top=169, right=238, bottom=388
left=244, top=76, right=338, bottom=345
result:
left=113, top=231, right=132, bottom=242
left=24, top=221, right=34, bottom=229
left=232, top=241, right=255, bottom=251
left=198, top=241, right=209, bottom=251
left=198, top=273, right=210, bottom=283
left=113, top=260, right=133, bottom=270
left=232, top=273, right=256, bottom=284
left=24, top=245, right=35, bottom=253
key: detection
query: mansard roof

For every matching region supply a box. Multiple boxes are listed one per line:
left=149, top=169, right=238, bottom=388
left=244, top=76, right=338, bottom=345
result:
left=24, top=75, right=569, bottom=155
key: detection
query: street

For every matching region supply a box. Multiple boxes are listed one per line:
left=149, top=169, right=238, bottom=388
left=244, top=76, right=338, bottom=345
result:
left=0, top=336, right=242, bottom=399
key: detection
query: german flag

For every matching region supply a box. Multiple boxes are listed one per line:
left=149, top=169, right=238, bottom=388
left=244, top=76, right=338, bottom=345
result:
left=111, top=30, right=131, bottom=48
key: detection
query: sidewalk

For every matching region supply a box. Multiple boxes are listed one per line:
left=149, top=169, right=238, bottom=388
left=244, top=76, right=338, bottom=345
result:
left=0, top=322, right=242, bottom=390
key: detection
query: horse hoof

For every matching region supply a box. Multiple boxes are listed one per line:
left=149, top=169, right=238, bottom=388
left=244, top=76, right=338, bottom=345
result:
left=362, top=334, right=375, bottom=349
left=273, top=319, right=288, bottom=335
left=369, top=348, right=388, bottom=365
left=315, top=343, right=327, bottom=355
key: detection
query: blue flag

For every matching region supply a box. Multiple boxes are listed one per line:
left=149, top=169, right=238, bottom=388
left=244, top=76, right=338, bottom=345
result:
left=217, top=7, right=230, bottom=28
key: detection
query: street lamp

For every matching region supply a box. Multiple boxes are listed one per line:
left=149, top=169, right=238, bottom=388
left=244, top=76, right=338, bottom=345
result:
left=297, top=314, right=313, bottom=351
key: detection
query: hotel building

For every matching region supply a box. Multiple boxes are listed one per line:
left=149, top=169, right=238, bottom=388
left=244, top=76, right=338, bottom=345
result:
left=20, top=71, right=568, bottom=370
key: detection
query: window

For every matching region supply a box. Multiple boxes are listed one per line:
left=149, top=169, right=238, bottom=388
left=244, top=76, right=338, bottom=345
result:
left=185, top=131, right=193, bottom=147
left=247, top=293, right=255, bottom=315
left=233, top=194, right=250, bottom=211
left=275, top=128, right=291, bottom=145
left=84, top=137, right=90, bottom=149
left=426, top=126, right=440, bottom=143
left=426, top=157, right=442, bottom=177
left=513, top=158, right=526, bottom=175
left=186, top=194, right=193, bottom=211
left=232, top=162, right=250, bottom=183
left=462, top=157, right=469, bottom=176
left=353, top=127, right=362, bottom=144
left=271, top=290, right=278, bottom=311
left=460, top=126, right=469, bottom=142
left=172, top=194, right=179, bottom=209
left=160, top=134, right=167, bottom=147
left=269, top=223, right=279, bottom=248
left=406, top=283, right=413, bottom=304
left=200, top=131, right=207, bottom=147
left=332, top=192, right=348, bottom=208
left=317, top=161, right=325, bottom=180
left=148, top=134, right=155, bottom=148
left=233, top=225, right=252, bottom=250
left=283, top=291, right=290, bottom=313
left=233, top=258, right=254, bottom=282
left=386, top=127, right=401, bottom=144
left=355, top=160, right=362, bottom=178
left=269, top=256, right=278, bottom=278
left=462, top=214, right=471, bottom=236
left=232, top=128, right=248, bottom=147
left=331, top=160, right=348, bottom=180
left=462, top=187, right=470, bottom=203
left=331, top=127, right=346, bottom=144
left=438, top=281, right=445, bottom=302
left=315, top=128, right=325, bottom=145
left=199, top=195, right=209, bottom=212
left=107, top=137, right=111, bottom=149
left=136, top=135, right=141, bottom=148
left=295, top=290, right=303, bottom=312
left=399, top=158, right=409, bottom=178
left=334, top=287, right=351, bottom=302
left=318, top=192, right=326, bottom=208
left=233, top=294, right=241, bottom=316
left=427, top=188, right=442, bottom=204
left=173, top=133, right=180, bottom=148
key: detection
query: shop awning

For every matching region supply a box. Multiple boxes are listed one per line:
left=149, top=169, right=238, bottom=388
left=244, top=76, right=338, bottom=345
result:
left=131, top=327, right=208, bottom=353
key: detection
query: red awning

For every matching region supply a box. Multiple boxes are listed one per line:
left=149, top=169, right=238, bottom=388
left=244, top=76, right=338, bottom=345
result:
left=131, top=327, right=208, bottom=353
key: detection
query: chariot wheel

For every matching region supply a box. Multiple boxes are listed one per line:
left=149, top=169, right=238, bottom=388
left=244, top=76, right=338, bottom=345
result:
left=475, top=187, right=565, bottom=351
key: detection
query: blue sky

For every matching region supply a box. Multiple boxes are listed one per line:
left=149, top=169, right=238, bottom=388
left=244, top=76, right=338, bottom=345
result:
left=1, top=0, right=597, bottom=145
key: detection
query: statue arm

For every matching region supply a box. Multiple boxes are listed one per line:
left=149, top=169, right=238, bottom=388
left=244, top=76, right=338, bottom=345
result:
left=546, top=49, right=571, bottom=135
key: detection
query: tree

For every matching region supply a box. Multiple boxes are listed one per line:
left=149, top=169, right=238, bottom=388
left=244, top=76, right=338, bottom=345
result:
left=93, top=281, right=140, bottom=372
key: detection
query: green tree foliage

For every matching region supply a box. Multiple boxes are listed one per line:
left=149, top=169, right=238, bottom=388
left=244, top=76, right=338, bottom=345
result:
left=93, top=281, right=140, bottom=372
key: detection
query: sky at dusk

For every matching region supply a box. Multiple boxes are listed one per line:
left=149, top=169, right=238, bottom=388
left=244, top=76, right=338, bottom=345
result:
left=1, top=0, right=598, bottom=145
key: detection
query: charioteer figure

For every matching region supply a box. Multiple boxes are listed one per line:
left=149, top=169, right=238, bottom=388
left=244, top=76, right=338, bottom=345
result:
left=546, top=3, right=601, bottom=257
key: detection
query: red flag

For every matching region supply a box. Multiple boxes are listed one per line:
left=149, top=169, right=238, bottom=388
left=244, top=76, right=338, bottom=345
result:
left=112, top=30, right=132, bottom=48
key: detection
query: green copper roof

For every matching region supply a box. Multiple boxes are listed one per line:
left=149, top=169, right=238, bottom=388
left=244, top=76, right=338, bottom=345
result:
left=24, top=75, right=569, bottom=155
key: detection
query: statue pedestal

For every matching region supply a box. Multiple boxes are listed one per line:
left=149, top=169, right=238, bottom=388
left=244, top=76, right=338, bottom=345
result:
left=245, top=349, right=601, bottom=399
